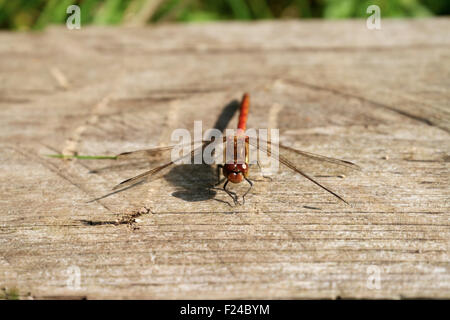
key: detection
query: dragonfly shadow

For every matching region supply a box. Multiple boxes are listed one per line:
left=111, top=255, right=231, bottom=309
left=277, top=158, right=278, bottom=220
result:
left=164, top=99, right=240, bottom=202
left=210, top=99, right=240, bottom=134
left=165, top=164, right=218, bottom=202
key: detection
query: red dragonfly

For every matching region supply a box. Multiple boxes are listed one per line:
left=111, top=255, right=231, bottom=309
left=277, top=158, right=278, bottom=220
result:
left=110, top=93, right=360, bottom=205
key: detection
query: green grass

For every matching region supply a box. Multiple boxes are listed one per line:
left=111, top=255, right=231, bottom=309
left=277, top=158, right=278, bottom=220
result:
left=0, top=0, right=448, bottom=30
left=1, top=287, right=20, bottom=300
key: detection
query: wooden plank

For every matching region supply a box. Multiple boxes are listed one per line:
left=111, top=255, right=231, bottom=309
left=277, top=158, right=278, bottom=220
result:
left=0, top=18, right=449, bottom=299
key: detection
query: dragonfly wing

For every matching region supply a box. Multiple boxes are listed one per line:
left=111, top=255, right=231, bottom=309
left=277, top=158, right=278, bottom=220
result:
left=253, top=138, right=360, bottom=176
left=116, top=140, right=207, bottom=160
left=248, top=139, right=352, bottom=204
left=278, top=154, right=349, bottom=204
left=112, top=162, right=174, bottom=190
left=112, top=142, right=207, bottom=190
left=277, top=142, right=360, bottom=170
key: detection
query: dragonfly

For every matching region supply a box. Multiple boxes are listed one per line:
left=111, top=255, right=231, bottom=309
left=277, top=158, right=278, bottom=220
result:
left=106, top=93, right=361, bottom=205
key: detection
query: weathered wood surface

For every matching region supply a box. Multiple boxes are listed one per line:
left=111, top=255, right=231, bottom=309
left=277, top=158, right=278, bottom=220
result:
left=0, top=19, right=449, bottom=299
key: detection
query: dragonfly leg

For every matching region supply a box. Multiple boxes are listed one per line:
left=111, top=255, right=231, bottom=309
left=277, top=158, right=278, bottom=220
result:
left=223, top=179, right=239, bottom=205
left=242, top=177, right=253, bottom=205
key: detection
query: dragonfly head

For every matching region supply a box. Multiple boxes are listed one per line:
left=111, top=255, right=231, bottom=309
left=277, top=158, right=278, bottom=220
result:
left=223, top=162, right=249, bottom=183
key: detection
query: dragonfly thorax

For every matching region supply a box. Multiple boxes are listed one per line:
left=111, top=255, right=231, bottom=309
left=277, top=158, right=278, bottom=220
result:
left=223, top=162, right=249, bottom=183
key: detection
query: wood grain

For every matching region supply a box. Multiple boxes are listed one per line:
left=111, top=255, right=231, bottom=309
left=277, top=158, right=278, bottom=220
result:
left=0, top=18, right=449, bottom=299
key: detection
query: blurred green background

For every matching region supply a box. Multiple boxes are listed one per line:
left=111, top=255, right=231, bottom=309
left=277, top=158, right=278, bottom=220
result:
left=1, top=0, right=448, bottom=30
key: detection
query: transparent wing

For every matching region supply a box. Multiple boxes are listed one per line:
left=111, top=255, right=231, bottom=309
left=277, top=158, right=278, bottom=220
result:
left=116, top=140, right=206, bottom=160
left=112, top=141, right=209, bottom=190
left=252, top=138, right=360, bottom=177
left=278, top=153, right=349, bottom=204
left=112, top=161, right=175, bottom=190
left=277, top=142, right=360, bottom=171
left=248, top=139, right=360, bottom=204
left=88, top=142, right=203, bottom=175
